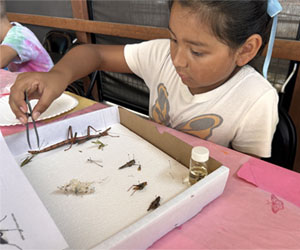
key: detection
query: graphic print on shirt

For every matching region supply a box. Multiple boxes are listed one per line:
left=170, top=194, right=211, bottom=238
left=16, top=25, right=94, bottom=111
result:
left=151, top=83, right=223, bottom=139
left=151, top=83, right=171, bottom=127
left=175, top=114, right=223, bottom=139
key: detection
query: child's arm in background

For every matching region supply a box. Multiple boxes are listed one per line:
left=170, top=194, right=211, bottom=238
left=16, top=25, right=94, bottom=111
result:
left=9, top=44, right=132, bottom=124
left=0, top=44, right=18, bottom=68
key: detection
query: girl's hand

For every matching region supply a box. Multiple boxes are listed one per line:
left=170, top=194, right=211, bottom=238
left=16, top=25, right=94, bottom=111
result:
left=9, top=44, right=131, bottom=124
left=9, top=71, right=67, bottom=124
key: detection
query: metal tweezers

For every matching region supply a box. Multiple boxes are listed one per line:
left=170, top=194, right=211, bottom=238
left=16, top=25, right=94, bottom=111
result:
left=24, top=91, right=40, bottom=149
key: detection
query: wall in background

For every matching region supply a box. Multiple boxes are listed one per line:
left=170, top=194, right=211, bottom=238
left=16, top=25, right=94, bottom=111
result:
left=5, top=0, right=73, bottom=41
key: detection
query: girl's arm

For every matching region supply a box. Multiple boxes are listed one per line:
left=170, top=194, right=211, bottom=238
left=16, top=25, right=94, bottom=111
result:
left=0, top=45, right=18, bottom=68
left=9, top=44, right=131, bottom=124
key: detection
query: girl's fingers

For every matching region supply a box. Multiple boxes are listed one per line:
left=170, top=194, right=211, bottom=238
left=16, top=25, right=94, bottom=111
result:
left=30, top=80, right=63, bottom=120
left=9, top=86, right=28, bottom=124
left=9, top=71, right=66, bottom=124
left=9, top=73, right=30, bottom=124
left=9, top=72, right=42, bottom=124
left=31, top=91, right=56, bottom=120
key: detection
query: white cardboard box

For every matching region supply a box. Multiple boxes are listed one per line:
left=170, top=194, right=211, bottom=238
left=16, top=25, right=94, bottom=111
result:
left=3, top=106, right=229, bottom=249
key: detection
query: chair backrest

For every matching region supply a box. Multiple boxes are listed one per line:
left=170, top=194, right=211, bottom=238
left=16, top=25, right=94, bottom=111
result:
left=263, top=106, right=297, bottom=170
left=42, top=30, right=86, bottom=97
left=86, top=70, right=149, bottom=114
left=42, top=30, right=80, bottom=64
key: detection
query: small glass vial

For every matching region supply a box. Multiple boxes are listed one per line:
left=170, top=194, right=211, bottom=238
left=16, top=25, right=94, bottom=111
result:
left=189, top=146, right=209, bottom=185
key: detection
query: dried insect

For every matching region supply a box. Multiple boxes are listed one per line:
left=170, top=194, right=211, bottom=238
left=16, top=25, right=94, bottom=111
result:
left=127, top=181, right=147, bottom=196
left=97, top=176, right=109, bottom=184
left=167, top=160, right=175, bottom=178
left=20, top=155, right=34, bottom=167
left=57, top=179, right=95, bottom=195
left=28, top=126, right=111, bottom=154
left=137, top=165, right=141, bottom=171
left=0, top=214, right=24, bottom=249
left=92, top=139, right=106, bottom=150
left=147, top=196, right=161, bottom=211
left=169, top=172, right=174, bottom=179
left=118, top=159, right=136, bottom=169
left=87, top=157, right=103, bottom=167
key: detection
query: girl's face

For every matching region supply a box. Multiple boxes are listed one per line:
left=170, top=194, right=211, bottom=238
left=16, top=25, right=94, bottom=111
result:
left=169, top=2, right=240, bottom=95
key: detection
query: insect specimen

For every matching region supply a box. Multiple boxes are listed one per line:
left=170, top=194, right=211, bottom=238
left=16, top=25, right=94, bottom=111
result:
left=168, top=160, right=174, bottom=179
left=0, top=215, right=23, bottom=250
left=127, top=181, right=147, bottom=196
left=118, top=159, right=136, bottom=169
left=57, top=179, right=95, bottom=195
left=169, top=172, right=174, bottom=179
left=97, top=176, right=109, bottom=184
left=92, top=139, right=107, bottom=150
left=20, top=155, right=34, bottom=167
left=87, top=157, right=103, bottom=167
left=147, top=196, right=161, bottom=211
left=28, top=126, right=111, bottom=154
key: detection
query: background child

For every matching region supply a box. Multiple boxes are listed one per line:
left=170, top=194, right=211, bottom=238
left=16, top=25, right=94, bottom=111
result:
left=0, top=0, right=53, bottom=72
left=9, top=0, right=279, bottom=158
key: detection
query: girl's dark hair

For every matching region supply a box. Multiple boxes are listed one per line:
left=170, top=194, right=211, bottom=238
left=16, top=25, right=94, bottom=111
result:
left=169, top=0, right=272, bottom=56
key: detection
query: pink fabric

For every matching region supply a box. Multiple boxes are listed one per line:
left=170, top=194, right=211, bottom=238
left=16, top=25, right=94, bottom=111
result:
left=2, top=104, right=300, bottom=249
left=237, top=157, right=300, bottom=208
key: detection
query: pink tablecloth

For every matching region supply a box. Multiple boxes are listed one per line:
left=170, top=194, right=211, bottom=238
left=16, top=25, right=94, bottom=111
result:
left=2, top=104, right=300, bottom=249
left=149, top=125, right=300, bottom=249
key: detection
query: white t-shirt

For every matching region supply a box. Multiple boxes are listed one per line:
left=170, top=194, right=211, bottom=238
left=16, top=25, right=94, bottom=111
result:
left=124, top=39, right=279, bottom=157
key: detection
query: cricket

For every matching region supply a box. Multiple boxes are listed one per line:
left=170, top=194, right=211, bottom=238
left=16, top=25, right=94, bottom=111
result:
left=127, top=181, right=147, bottom=196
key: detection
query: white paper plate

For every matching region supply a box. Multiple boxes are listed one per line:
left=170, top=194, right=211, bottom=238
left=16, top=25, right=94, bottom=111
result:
left=0, top=93, right=78, bottom=126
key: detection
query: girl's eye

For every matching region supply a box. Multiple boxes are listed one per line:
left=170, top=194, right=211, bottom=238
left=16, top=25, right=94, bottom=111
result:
left=170, top=38, right=177, bottom=43
left=191, top=50, right=204, bottom=57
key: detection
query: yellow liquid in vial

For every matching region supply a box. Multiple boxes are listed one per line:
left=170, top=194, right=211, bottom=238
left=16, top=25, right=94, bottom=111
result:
left=189, top=166, right=208, bottom=185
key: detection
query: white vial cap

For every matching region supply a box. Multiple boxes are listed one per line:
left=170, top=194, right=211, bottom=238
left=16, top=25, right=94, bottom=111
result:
left=191, top=146, right=209, bottom=162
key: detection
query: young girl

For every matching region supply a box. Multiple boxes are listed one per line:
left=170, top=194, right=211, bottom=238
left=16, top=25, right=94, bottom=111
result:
left=9, top=0, right=279, bottom=158
left=0, top=0, right=53, bottom=72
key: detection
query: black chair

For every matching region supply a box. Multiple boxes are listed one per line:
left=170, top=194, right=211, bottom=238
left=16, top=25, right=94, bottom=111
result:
left=86, top=70, right=150, bottom=115
left=43, top=30, right=93, bottom=98
left=263, top=105, right=297, bottom=170
left=42, top=30, right=79, bottom=64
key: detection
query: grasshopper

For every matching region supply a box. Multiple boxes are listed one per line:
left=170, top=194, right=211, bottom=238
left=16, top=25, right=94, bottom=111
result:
left=127, top=181, right=147, bottom=196
left=147, top=196, right=161, bottom=211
